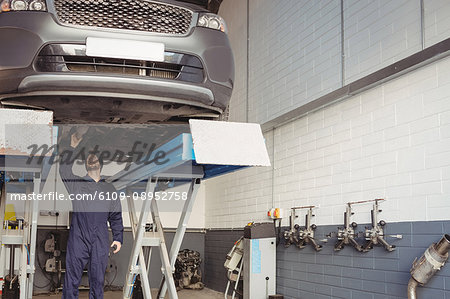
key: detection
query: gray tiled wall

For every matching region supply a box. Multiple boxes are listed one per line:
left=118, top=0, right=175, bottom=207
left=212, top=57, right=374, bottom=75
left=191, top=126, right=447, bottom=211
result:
left=205, top=221, right=450, bottom=299
left=204, top=229, right=244, bottom=292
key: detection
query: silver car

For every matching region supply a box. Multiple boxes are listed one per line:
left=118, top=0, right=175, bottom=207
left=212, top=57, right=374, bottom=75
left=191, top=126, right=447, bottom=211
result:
left=0, top=0, right=234, bottom=123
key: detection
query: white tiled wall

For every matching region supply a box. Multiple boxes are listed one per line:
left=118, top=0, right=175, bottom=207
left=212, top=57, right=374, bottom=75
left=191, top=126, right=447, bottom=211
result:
left=218, top=0, right=248, bottom=122
left=205, top=131, right=274, bottom=228
left=343, top=0, right=422, bottom=84
left=245, top=0, right=342, bottom=124
left=424, top=0, right=450, bottom=48
left=205, top=55, right=450, bottom=228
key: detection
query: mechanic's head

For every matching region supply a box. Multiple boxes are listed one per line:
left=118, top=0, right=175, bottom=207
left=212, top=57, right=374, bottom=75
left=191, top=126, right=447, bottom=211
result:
left=85, top=153, right=103, bottom=172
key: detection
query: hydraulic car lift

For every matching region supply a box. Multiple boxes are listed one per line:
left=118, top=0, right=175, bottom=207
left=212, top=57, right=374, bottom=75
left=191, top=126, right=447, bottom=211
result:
left=108, top=120, right=270, bottom=299
left=108, top=134, right=203, bottom=299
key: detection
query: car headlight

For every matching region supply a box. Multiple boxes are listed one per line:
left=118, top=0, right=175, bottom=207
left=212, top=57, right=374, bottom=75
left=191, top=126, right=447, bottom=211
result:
left=197, top=13, right=227, bottom=33
left=0, top=0, right=47, bottom=12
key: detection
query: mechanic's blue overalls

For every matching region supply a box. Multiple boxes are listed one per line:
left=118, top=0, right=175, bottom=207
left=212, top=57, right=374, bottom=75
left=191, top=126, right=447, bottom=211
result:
left=59, top=152, right=123, bottom=299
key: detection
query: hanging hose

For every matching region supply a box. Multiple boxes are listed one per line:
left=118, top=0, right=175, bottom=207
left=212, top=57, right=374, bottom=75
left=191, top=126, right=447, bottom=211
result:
left=408, top=234, right=450, bottom=299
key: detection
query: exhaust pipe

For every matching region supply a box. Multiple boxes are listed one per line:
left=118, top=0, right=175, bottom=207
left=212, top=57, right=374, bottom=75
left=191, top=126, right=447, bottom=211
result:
left=408, top=234, right=450, bottom=299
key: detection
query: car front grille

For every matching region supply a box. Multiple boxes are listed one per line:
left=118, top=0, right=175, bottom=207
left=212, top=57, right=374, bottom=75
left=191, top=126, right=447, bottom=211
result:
left=64, top=56, right=181, bottom=79
left=53, top=0, right=193, bottom=35
left=35, top=44, right=204, bottom=83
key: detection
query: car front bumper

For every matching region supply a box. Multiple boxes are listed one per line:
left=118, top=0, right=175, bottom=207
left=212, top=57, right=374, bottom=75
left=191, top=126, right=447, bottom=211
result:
left=0, top=10, right=234, bottom=122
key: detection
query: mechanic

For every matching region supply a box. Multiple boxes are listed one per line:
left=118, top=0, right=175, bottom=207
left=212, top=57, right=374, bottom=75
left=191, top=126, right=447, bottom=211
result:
left=59, top=129, right=124, bottom=299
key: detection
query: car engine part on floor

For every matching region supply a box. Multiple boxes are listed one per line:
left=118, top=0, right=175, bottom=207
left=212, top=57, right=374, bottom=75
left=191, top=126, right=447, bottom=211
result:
left=175, top=249, right=204, bottom=290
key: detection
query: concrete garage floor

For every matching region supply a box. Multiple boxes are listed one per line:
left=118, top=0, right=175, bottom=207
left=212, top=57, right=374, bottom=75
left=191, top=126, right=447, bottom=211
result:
left=31, top=288, right=225, bottom=299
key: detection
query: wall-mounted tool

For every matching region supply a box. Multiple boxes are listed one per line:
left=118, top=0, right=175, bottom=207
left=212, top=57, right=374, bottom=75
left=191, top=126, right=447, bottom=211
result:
left=334, top=203, right=363, bottom=252
left=332, top=199, right=401, bottom=253
left=408, top=234, right=450, bottom=299
left=283, top=208, right=300, bottom=248
left=283, top=206, right=322, bottom=251
left=362, top=199, right=400, bottom=252
left=297, top=206, right=322, bottom=251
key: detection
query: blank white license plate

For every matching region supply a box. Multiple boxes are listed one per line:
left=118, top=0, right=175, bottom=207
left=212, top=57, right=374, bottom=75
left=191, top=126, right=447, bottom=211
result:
left=86, top=37, right=165, bottom=62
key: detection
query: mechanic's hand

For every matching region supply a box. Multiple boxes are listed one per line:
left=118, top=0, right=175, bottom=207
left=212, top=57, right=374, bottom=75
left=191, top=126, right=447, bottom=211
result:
left=70, top=127, right=88, bottom=148
left=111, top=241, right=121, bottom=254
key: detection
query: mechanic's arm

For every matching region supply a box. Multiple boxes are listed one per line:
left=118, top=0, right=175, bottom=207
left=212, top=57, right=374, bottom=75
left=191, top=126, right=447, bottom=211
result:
left=59, top=131, right=85, bottom=193
left=108, top=189, right=124, bottom=254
